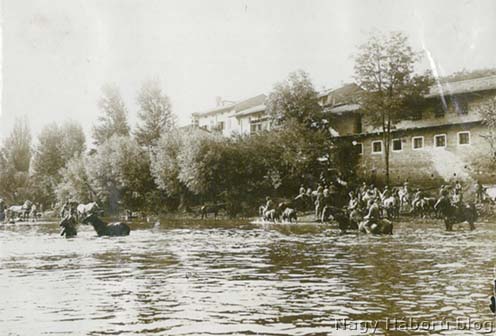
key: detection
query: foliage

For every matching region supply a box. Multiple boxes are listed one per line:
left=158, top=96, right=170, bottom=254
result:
left=93, top=84, right=130, bottom=146
left=479, top=95, right=496, bottom=160
left=135, top=79, right=175, bottom=147
left=0, top=118, right=32, bottom=204
left=31, top=121, right=86, bottom=207
left=265, top=70, right=323, bottom=127
left=353, top=31, right=432, bottom=184
left=56, top=154, right=94, bottom=205
left=86, top=135, right=155, bottom=214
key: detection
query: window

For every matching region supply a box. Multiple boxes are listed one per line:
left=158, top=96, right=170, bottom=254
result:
left=371, top=140, right=383, bottom=154
left=453, top=97, right=468, bottom=115
left=392, top=138, right=402, bottom=151
left=458, top=131, right=470, bottom=145
left=250, top=123, right=262, bottom=134
left=355, top=143, right=363, bottom=155
left=434, top=134, right=447, bottom=148
left=412, top=136, right=424, bottom=150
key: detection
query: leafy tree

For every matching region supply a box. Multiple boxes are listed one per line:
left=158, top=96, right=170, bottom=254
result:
left=2, top=117, right=32, bottom=172
left=353, top=31, right=432, bottom=185
left=56, top=154, right=94, bottom=205
left=265, top=70, right=323, bottom=127
left=177, top=129, right=217, bottom=196
left=150, top=128, right=193, bottom=210
left=60, top=121, right=86, bottom=162
left=86, top=135, right=155, bottom=214
left=0, top=118, right=32, bottom=203
left=31, top=123, right=65, bottom=206
left=135, top=79, right=175, bottom=147
left=31, top=121, right=86, bottom=207
left=479, top=95, right=496, bottom=160
left=93, top=84, right=130, bottom=146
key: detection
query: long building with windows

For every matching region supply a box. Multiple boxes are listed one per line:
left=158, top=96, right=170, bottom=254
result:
left=191, top=75, right=496, bottom=187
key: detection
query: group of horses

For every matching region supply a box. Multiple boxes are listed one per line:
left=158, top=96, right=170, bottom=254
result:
left=257, top=184, right=480, bottom=234
left=2, top=200, right=40, bottom=223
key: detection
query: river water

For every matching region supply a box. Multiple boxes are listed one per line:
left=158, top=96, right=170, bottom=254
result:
left=1, top=219, right=495, bottom=335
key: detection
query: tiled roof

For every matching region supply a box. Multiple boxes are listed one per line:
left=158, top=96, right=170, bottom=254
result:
left=234, top=104, right=266, bottom=117
left=194, top=94, right=267, bottom=117
left=427, top=75, right=496, bottom=98
left=362, top=113, right=482, bottom=134
left=325, top=103, right=361, bottom=114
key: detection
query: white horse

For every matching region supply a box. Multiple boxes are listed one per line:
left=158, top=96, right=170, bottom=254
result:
left=76, top=202, right=99, bottom=221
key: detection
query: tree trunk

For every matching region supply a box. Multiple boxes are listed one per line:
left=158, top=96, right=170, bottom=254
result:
left=383, top=120, right=391, bottom=187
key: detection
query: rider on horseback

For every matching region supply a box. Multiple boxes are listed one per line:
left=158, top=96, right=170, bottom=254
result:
left=362, top=198, right=381, bottom=234
left=451, top=188, right=464, bottom=217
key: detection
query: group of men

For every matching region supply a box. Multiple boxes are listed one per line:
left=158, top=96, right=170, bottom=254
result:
left=290, top=178, right=491, bottom=226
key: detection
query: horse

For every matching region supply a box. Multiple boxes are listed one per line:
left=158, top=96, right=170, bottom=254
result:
left=262, top=208, right=282, bottom=223
left=411, top=197, right=436, bottom=218
left=358, top=218, right=393, bottom=235
left=60, top=215, right=78, bottom=238
left=434, top=198, right=477, bottom=231
left=200, top=204, right=225, bottom=219
left=281, top=207, right=297, bottom=223
left=383, top=195, right=400, bottom=219
left=7, top=200, right=32, bottom=221
left=322, top=206, right=357, bottom=233
left=76, top=202, right=99, bottom=222
left=81, top=213, right=130, bottom=236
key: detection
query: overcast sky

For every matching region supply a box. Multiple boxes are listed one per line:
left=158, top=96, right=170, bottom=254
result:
left=1, top=0, right=496, bottom=142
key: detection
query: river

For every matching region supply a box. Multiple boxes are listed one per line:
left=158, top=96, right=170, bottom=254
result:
left=1, top=219, right=495, bottom=335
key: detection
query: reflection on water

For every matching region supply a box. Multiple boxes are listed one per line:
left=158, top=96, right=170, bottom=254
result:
left=0, top=219, right=495, bottom=335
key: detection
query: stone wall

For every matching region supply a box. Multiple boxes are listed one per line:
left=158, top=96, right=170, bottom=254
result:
left=355, top=123, right=495, bottom=188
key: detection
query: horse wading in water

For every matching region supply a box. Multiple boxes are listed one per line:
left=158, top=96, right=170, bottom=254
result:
left=82, top=213, right=130, bottom=236
left=76, top=202, right=100, bottom=221
left=434, top=197, right=477, bottom=231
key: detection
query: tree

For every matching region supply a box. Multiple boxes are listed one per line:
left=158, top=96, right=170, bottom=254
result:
left=56, top=154, right=94, bottom=205
left=31, top=121, right=86, bottom=207
left=60, top=120, right=86, bottom=162
left=150, top=128, right=193, bottom=210
left=135, top=79, right=175, bottom=147
left=0, top=118, right=32, bottom=203
left=478, top=95, right=496, bottom=160
left=265, top=70, right=323, bottom=127
left=86, top=135, right=156, bottom=214
left=353, top=31, right=432, bottom=185
left=93, top=84, right=130, bottom=145
left=31, top=123, right=65, bottom=205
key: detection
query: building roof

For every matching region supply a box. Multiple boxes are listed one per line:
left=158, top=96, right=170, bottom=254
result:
left=426, top=75, right=496, bottom=98
left=191, top=103, right=235, bottom=117
left=325, top=103, right=361, bottom=114
left=233, top=104, right=266, bottom=117
left=193, top=94, right=266, bottom=118
left=361, top=112, right=482, bottom=135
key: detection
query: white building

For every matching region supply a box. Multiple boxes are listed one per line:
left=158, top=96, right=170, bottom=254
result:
left=191, top=94, right=270, bottom=136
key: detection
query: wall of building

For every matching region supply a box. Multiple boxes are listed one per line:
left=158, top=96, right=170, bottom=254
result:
left=330, top=112, right=360, bottom=136
left=355, top=123, right=495, bottom=187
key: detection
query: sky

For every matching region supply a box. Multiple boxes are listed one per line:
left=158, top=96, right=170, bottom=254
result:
left=1, top=0, right=496, bottom=142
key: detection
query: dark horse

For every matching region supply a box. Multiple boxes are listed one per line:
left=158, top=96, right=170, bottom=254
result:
left=322, top=206, right=358, bottom=233
left=60, top=215, right=78, bottom=238
left=200, top=204, right=225, bottom=219
left=434, top=198, right=477, bottom=231
left=82, top=213, right=130, bottom=236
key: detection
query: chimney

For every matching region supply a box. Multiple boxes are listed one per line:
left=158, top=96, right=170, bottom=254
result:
left=215, top=96, right=222, bottom=107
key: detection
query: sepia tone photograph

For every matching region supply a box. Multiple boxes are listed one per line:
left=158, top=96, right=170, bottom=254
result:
left=1, top=0, right=496, bottom=335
